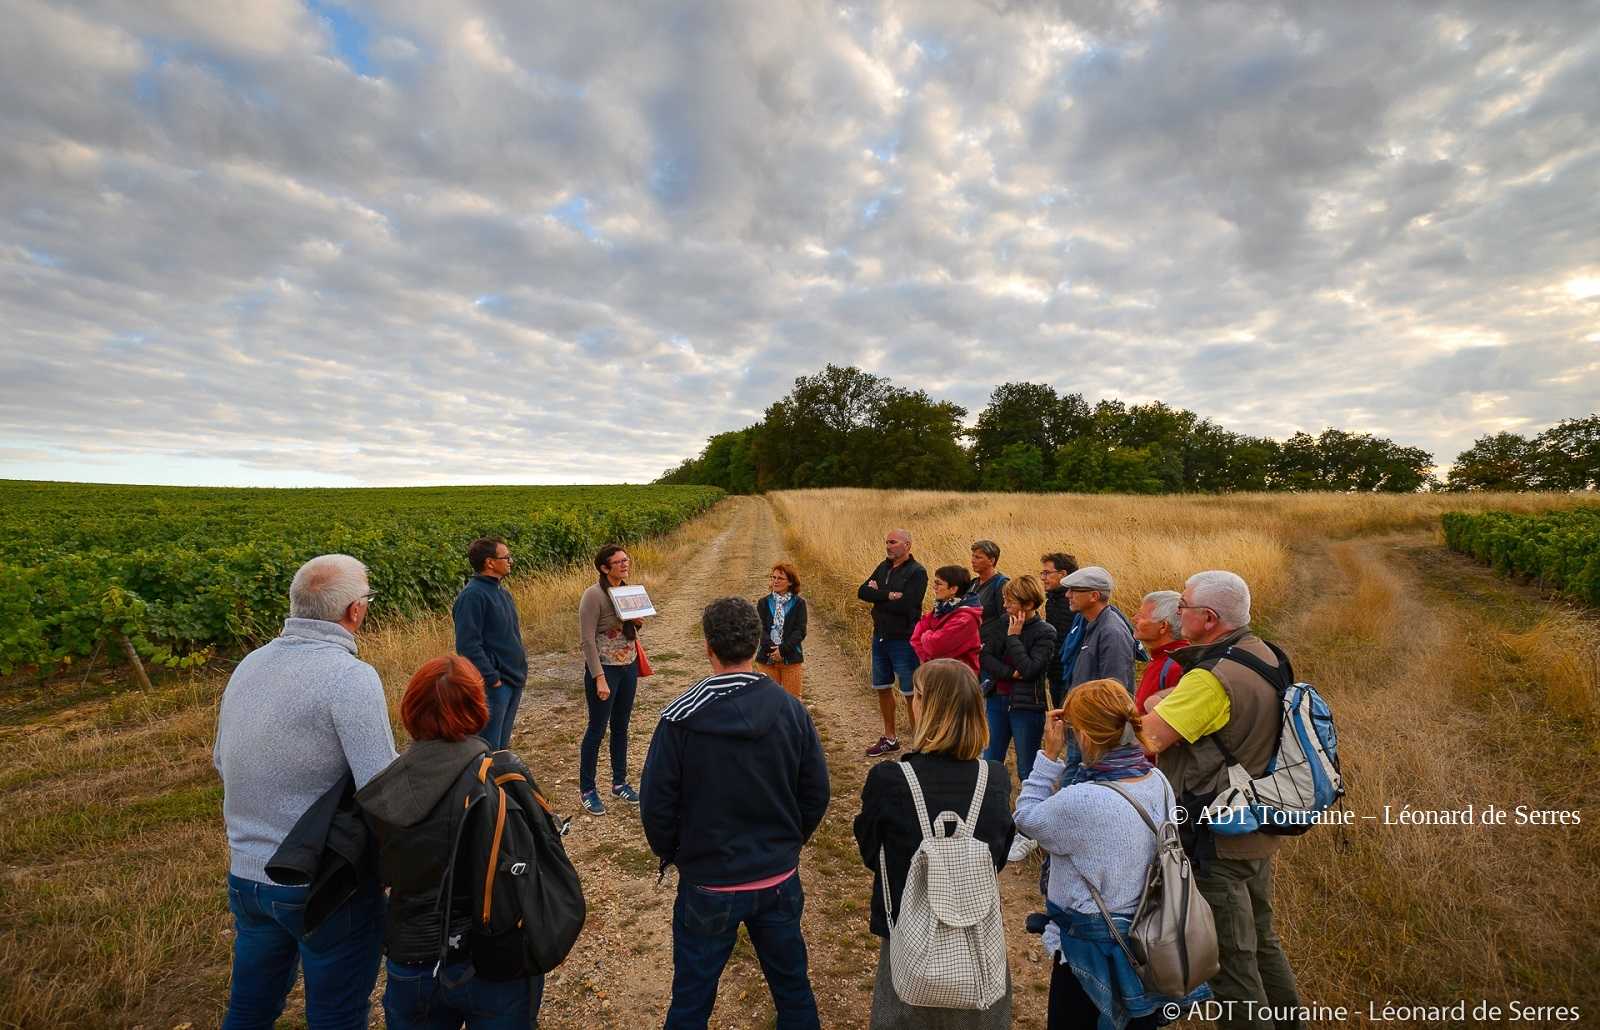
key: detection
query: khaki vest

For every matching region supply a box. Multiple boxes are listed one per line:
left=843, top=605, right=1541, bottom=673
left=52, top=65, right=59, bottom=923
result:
left=1157, top=628, right=1284, bottom=860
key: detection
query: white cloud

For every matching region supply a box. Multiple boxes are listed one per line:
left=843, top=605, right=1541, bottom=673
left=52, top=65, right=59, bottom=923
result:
left=1, top=0, right=1597, bottom=486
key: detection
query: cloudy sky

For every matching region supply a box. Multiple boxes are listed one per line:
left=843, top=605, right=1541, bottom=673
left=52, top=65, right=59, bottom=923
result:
left=2, top=0, right=1597, bottom=486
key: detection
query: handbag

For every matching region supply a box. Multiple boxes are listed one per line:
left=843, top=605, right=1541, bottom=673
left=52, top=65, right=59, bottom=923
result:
left=636, top=639, right=654, bottom=678
left=1065, top=777, right=1219, bottom=998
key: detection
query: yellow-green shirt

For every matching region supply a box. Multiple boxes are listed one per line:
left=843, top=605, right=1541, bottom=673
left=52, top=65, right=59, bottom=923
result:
left=1154, top=668, right=1231, bottom=742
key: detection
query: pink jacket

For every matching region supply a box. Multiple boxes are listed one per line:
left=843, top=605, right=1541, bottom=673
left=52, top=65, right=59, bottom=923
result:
left=910, top=605, right=982, bottom=675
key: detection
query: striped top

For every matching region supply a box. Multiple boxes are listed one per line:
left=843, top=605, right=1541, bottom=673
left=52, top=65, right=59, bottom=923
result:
left=661, top=671, right=763, bottom=723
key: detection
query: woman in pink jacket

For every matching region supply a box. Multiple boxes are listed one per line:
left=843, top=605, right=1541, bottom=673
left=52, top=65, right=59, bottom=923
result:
left=910, top=564, right=984, bottom=675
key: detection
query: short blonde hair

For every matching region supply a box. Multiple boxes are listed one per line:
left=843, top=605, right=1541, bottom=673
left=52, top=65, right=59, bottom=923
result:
left=1065, top=678, right=1153, bottom=764
left=1003, top=574, right=1046, bottom=613
left=908, top=659, right=988, bottom=761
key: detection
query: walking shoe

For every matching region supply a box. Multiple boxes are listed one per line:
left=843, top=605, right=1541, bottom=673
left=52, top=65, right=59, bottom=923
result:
left=611, top=783, right=640, bottom=805
left=580, top=789, right=607, bottom=816
left=865, top=736, right=901, bottom=758
left=1007, top=834, right=1038, bottom=864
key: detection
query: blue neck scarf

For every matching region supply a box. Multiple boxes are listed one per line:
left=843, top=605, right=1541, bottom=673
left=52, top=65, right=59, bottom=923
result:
left=933, top=595, right=962, bottom=618
left=1066, top=741, right=1153, bottom=786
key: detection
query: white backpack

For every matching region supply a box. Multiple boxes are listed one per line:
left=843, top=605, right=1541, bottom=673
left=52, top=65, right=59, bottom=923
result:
left=878, top=761, right=1007, bottom=1010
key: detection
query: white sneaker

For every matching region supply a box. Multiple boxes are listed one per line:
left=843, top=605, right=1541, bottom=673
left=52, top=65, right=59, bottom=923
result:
left=1007, top=834, right=1038, bottom=863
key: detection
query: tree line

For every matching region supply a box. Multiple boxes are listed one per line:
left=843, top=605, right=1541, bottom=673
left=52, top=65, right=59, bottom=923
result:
left=657, top=364, right=1457, bottom=494
left=1441, top=416, right=1600, bottom=492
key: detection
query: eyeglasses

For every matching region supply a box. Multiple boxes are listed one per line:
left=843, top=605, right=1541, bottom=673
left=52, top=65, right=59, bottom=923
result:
left=1176, top=602, right=1217, bottom=617
left=359, top=591, right=378, bottom=604
left=494, top=553, right=513, bottom=563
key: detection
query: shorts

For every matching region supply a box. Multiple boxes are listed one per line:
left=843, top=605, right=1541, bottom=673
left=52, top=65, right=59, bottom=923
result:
left=870, top=637, right=919, bottom=695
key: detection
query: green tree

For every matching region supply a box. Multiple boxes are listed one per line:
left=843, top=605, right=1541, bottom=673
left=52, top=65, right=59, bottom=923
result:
left=869, top=389, right=973, bottom=490
left=1532, top=414, right=1600, bottom=490
left=971, top=383, right=1061, bottom=481
left=1446, top=432, right=1539, bottom=491
left=982, top=442, right=1046, bottom=492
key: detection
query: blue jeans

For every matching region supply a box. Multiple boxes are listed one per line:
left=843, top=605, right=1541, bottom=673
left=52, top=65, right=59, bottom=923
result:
left=870, top=637, right=919, bottom=695
left=983, top=694, right=1045, bottom=785
left=580, top=660, right=639, bottom=794
left=483, top=681, right=524, bottom=751
left=665, top=875, right=820, bottom=1030
left=222, top=874, right=384, bottom=1030
left=383, top=958, right=544, bottom=1029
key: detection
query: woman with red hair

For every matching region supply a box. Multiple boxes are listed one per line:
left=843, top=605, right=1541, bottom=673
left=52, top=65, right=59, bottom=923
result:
left=357, top=655, right=544, bottom=1028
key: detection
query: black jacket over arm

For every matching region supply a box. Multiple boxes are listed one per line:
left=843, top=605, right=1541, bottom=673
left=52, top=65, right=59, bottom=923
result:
left=853, top=752, right=1015, bottom=937
left=756, top=595, right=809, bottom=663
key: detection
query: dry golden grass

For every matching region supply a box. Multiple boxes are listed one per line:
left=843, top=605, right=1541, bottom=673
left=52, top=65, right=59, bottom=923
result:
left=770, top=488, right=1600, bottom=1020
left=0, top=499, right=737, bottom=1030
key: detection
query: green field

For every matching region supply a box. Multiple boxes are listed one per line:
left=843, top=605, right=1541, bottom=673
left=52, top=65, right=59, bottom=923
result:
left=1443, top=507, right=1600, bottom=605
left=0, top=481, right=723, bottom=674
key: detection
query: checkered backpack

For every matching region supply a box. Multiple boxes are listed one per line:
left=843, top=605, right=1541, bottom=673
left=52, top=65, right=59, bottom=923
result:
left=879, top=761, right=1007, bottom=1010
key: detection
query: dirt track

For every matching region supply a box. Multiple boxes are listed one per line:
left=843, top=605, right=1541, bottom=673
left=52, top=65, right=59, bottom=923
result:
left=522, top=495, right=1056, bottom=1029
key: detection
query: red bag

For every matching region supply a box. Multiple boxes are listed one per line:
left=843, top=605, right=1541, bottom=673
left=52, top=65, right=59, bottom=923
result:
left=636, top=639, right=654, bottom=678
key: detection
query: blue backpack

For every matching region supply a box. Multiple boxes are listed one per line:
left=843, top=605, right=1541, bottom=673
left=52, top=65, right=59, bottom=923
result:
left=1199, top=642, right=1344, bottom=837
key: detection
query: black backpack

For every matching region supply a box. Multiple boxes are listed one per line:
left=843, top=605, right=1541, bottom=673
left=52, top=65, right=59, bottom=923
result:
left=435, top=750, right=586, bottom=985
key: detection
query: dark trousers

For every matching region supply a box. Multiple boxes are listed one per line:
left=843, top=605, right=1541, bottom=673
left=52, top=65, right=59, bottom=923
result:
left=664, top=875, right=820, bottom=1030
left=580, top=660, right=639, bottom=795
left=222, top=875, right=384, bottom=1030
left=483, top=681, right=524, bottom=751
left=1048, top=954, right=1158, bottom=1030
left=383, top=957, right=544, bottom=1029
left=1196, top=857, right=1302, bottom=1030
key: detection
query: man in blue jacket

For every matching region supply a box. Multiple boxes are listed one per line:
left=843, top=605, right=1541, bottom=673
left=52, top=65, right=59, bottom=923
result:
left=452, top=536, right=528, bottom=749
left=641, top=597, right=830, bottom=1030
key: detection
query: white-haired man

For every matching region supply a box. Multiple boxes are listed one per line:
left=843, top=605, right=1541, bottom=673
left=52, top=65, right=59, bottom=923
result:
left=1142, top=570, right=1303, bottom=1030
left=1132, top=589, right=1188, bottom=715
left=213, top=553, right=398, bottom=1029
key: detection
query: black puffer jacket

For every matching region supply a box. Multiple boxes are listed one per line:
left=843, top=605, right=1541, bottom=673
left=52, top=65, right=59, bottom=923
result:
left=979, top=616, right=1059, bottom=712
left=355, top=736, right=492, bottom=963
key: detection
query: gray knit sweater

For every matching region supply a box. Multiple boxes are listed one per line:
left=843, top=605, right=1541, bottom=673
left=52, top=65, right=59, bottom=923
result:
left=213, top=618, right=398, bottom=883
left=1014, top=752, right=1174, bottom=954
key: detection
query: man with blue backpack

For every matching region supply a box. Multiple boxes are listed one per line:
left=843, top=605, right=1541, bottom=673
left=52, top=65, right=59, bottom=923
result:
left=1142, top=570, right=1316, bottom=1030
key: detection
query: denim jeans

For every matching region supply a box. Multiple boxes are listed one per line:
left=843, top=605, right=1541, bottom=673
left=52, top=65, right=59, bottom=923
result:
left=383, top=957, right=545, bottom=1029
left=870, top=637, right=919, bottom=694
left=222, top=874, right=384, bottom=1030
left=983, top=693, right=1045, bottom=785
left=665, top=875, right=820, bottom=1030
left=580, top=659, right=639, bottom=794
left=483, top=681, right=524, bottom=751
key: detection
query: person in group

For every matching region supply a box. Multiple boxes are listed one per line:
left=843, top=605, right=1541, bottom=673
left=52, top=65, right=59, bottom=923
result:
left=853, top=658, right=1017, bottom=1029
left=980, top=574, right=1058, bottom=863
left=453, top=536, right=528, bottom=750
left=909, top=565, right=983, bottom=674
left=756, top=561, right=808, bottom=699
left=1061, top=566, right=1137, bottom=695
left=577, top=544, right=649, bottom=816
left=356, top=655, right=545, bottom=1028
left=1132, top=590, right=1188, bottom=715
left=213, top=554, right=396, bottom=1030
left=1039, top=552, right=1080, bottom=708
left=1140, top=571, right=1303, bottom=1030
left=641, top=597, right=831, bottom=1030
left=1014, top=679, right=1197, bottom=1030
left=967, top=540, right=1009, bottom=688
left=858, top=528, right=929, bottom=757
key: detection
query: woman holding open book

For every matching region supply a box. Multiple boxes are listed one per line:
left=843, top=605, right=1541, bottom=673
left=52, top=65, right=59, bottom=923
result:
left=577, top=544, right=649, bottom=817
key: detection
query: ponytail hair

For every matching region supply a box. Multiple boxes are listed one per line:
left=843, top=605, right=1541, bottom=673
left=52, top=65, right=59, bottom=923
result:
left=1063, top=678, right=1153, bottom=763
left=934, top=564, right=973, bottom=595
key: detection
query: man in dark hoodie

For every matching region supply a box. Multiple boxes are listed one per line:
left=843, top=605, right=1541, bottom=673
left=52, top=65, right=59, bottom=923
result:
left=641, top=597, right=830, bottom=1030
